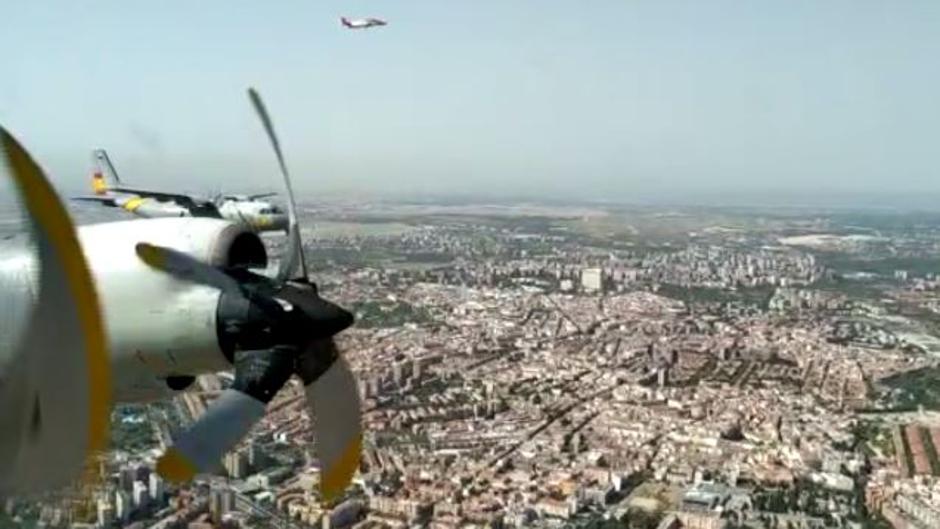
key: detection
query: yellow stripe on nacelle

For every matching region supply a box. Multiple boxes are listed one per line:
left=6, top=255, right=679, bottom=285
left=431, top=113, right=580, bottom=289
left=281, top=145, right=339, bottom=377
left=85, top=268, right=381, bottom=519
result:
left=123, top=197, right=145, bottom=212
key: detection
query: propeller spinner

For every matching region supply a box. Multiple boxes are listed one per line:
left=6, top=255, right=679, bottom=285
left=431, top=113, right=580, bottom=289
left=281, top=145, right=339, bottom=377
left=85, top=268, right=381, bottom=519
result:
left=143, top=89, right=362, bottom=503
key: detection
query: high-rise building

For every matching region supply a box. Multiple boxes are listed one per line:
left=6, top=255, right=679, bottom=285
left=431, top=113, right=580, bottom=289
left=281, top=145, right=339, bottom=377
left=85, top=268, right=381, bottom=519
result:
left=96, top=499, right=114, bottom=529
left=132, top=480, right=150, bottom=511
left=114, top=491, right=132, bottom=522
left=149, top=473, right=165, bottom=506
left=392, top=362, right=404, bottom=387
left=484, top=381, right=495, bottom=398
left=118, top=468, right=136, bottom=492
left=209, top=489, right=222, bottom=522
left=225, top=449, right=249, bottom=479
left=412, top=359, right=423, bottom=380
left=657, top=367, right=669, bottom=388
left=210, top=487, right=237, bottom=526
left=223, top=490, right=236, bottom=512
left=581, top=268, right=603, bottom=292
left=570, top=433, right=581, bottom=454
left=247, top=441, right=260, bottom=471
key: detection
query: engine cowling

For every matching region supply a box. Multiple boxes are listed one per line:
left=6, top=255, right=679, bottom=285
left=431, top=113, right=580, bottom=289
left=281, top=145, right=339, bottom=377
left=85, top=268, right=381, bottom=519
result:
left=77, top=218, right=267, bottom=402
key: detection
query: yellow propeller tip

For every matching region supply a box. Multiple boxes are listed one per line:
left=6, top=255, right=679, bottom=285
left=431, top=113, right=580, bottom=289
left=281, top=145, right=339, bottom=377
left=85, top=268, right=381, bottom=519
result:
left=156, top=448, right=197, bottom=484
left=319, top=435, right=362, bottom=503
left=135, top=243, right=166, bottom=268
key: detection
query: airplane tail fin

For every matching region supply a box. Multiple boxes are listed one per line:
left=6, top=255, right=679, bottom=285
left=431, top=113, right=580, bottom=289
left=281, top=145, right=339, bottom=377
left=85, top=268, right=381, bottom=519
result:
left=91, top=149, right=121, bottom=195
left=340, top=16, right=351, bottom=27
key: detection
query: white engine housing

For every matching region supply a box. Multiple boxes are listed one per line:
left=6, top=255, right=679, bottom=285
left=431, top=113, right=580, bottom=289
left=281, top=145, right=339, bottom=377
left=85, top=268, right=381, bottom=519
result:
left=77, top=218, right=267, bottom=402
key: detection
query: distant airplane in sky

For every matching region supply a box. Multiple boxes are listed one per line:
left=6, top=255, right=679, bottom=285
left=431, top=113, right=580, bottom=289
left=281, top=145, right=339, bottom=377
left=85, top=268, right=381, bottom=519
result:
left=340, top=16, right=387, bottom=29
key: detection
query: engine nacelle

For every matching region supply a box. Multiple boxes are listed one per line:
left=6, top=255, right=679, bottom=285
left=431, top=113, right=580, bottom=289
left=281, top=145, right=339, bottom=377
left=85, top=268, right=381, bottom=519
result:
left=77, top=218, right=267, bottom=402
left=128, top=199, right=190, bottom=219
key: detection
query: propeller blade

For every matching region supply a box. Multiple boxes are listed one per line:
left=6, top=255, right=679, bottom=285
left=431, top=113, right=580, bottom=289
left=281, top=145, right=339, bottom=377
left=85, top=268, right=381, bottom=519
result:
left=247, top=88, right=308, bottom=283
left=135, top=243, right=240, bottom=293
left=157, top=347, right=295, bottom=482
left=275, top=283, right=358, bottom=501
left=156, top=388, right=266, bottom=482
left=267, top=282, right=358, bottom=501
left=278, top=227, right=303, bottom=282
left=298, top=340, right=362, bottom=503
left=0, top=127, right=111, bottom=494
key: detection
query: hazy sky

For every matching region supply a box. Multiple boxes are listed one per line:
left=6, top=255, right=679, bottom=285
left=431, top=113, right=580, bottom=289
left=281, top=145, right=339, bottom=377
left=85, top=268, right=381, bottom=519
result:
left=1, top=1, right=939, bottom=201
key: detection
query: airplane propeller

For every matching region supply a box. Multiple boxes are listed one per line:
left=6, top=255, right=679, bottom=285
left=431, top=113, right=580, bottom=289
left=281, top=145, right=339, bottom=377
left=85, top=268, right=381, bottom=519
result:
left=247, top=88, right=308, bottom=283
left=140, top=88, right=362, bottom=503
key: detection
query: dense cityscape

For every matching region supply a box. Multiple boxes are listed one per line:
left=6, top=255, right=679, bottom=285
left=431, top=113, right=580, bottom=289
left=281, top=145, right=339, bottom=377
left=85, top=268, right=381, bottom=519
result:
left=5, top=199, right=940, bottom=529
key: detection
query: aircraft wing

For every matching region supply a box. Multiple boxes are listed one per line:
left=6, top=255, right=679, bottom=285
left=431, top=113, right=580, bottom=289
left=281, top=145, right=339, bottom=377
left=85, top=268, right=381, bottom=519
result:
left=106, top=187, right=211, bottom=208
left=71, top=195, right=118, bottom=206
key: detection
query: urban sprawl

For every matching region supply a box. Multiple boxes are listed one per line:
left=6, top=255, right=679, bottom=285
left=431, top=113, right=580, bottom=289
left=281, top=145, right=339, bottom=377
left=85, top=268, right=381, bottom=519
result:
left=10, top=202, right=940, bottom=529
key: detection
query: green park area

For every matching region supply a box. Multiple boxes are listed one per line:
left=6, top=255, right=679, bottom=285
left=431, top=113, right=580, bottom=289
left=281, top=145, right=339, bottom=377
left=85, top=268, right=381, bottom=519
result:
left=881, top=366, right=940, bottom=410
left=351, top=300, right=435, bottom=328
